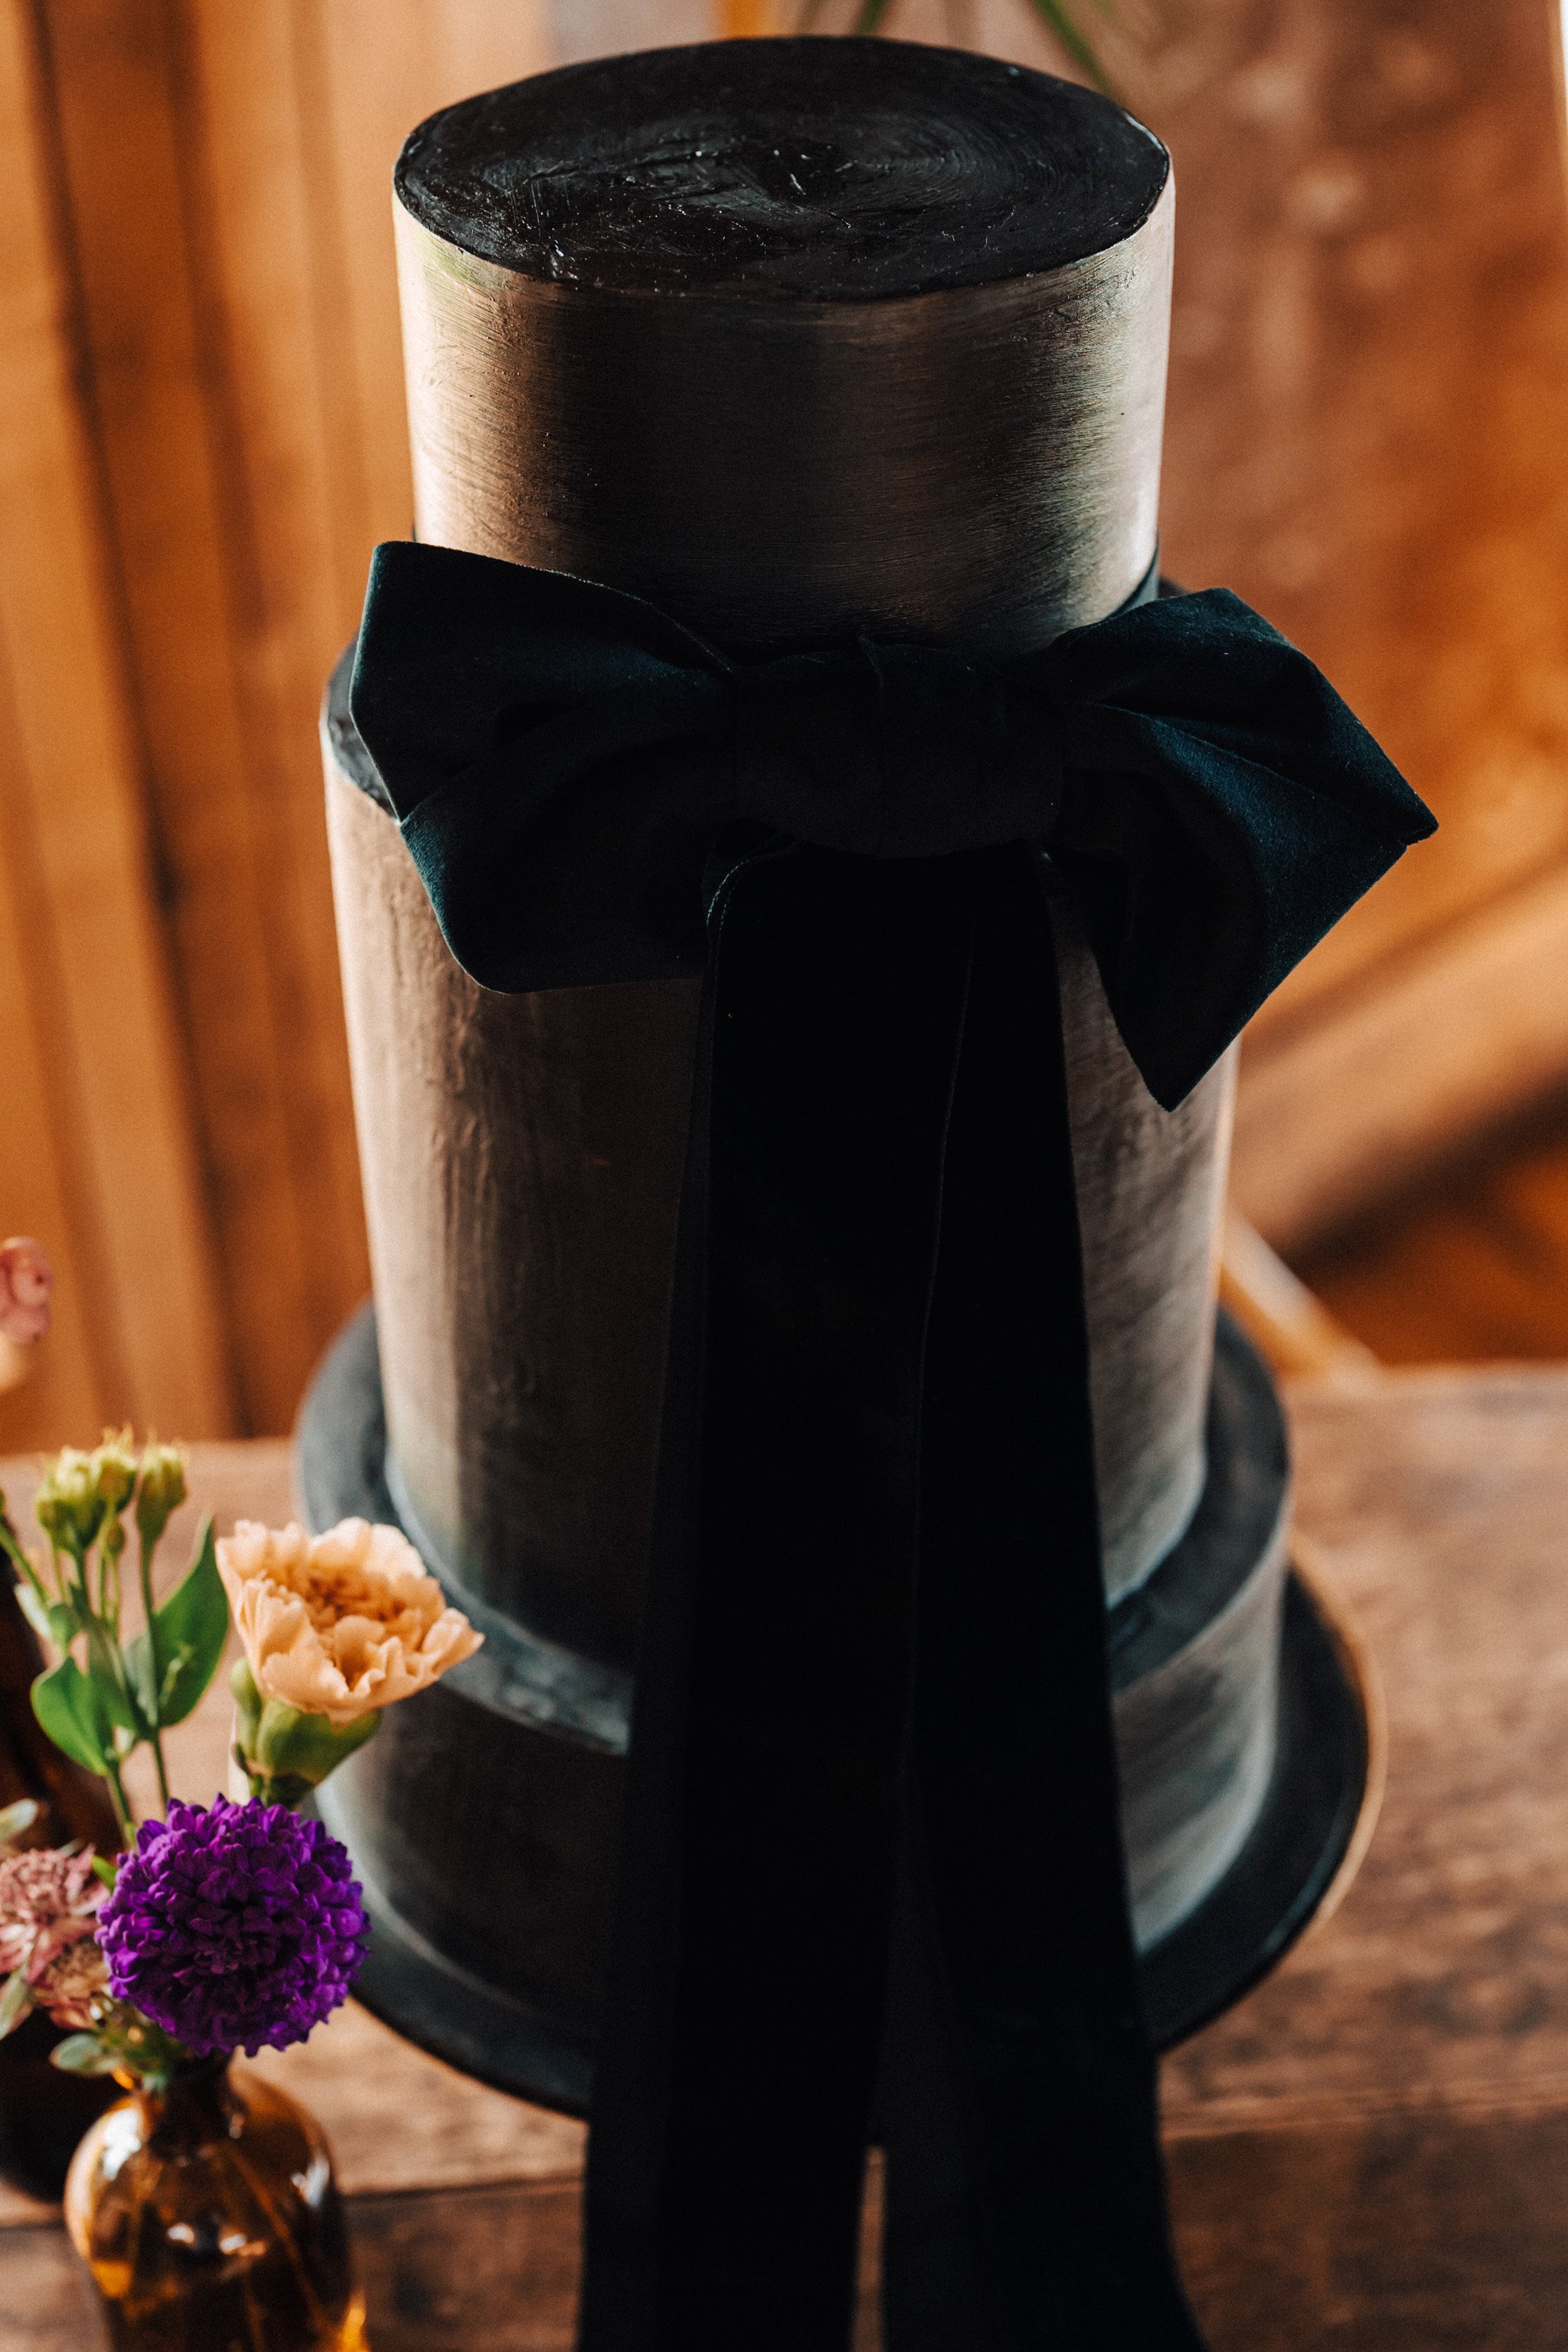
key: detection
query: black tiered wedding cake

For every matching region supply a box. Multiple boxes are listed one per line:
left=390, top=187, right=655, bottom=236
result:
left=298, top=38, right=1423, bottom=2352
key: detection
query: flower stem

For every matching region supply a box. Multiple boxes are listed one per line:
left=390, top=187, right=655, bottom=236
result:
left=0, top=1514, right=49, bottom=1614
left=102, top=1752, right=134, bottom=1846
left=147, top=1727, right=171, bottom=1815
left=136, top=1531, right=172, bottom=1813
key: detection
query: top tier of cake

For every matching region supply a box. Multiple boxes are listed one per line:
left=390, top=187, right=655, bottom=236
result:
left=390, top=38, right=1173, bottom=656
left=394, top=37, right=1167, bottom=302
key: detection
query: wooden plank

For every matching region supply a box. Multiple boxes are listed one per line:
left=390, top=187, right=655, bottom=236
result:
left=0, top=647, right=109, bottom=1452
left=1152, top=0, right=1568, bottom=1031
left=32, top=0, right=581, bottom=1448
left=1301, top=1090, right=1568, bottom=1366
left=303, top=0, right=558, bottom=585
left=0, top=0, right=230, bottom=1440
left=1160, top=1365, right=1568, bottom=2344
left=350, top=2172, right=883, bottom=2352
left=115, top=0, right=598, bottom=1439
left=0, top=2185, right=586, bottom=2352
left=0, top=2221, right=97, bottom=2347
left=0, top=2171, right=883, bottom=2351
left=549, top=0, right=717, bottom=67
left=430, top=0, right=561, bottom=100
left=354, top=2179, right=584, bottom=2352
left=1111, top=0, right=1568, bottom=1233
left=1172, top=2108, right=1568, bottom=2351
left=165, top=0, right=376, bottom=1380
left=38, top=0, right=350, bottom=1436
left=1232, top=861, right=1568, bottom=1248
left=1167, top=1367, right=1568, bottom=2130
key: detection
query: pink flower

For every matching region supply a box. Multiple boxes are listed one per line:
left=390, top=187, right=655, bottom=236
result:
left=0, top=1846, right=107, bottom=2028
left=0, top=1238, right=52, bottom=1345
left=28, top=1933, right=108, bottom=2030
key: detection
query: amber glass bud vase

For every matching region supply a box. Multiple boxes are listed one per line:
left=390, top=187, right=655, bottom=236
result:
left=0, top=1567, right=122, bottom=2195
left=64, top=2057, right=367, bottom=2350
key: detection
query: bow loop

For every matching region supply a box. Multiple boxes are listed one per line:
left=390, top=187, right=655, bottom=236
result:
left=1031, top=587, right=1432, bottom=1105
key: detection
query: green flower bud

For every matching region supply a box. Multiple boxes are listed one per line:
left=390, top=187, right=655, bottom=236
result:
left=0, top=1798, right=38, bottom=1848
left=35, top=1449, right=104, bottom=1554
left=135, top=1443, right=187, bottom=1548
left=230, top=1657, right=379, bottom=1807
left=90, top=1428, right=138, bottom=1518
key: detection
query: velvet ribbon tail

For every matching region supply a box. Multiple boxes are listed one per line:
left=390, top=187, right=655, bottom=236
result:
left=578, top=844, right=1206, bottom=2352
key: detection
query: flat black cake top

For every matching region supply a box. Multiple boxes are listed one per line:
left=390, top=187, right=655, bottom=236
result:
left=396, top=38, right=1169, bottom=302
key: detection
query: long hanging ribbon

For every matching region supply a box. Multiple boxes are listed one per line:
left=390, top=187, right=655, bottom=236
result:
left=350, top=541, right=1432, bottom=2351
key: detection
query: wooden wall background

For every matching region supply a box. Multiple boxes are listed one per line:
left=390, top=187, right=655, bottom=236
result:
left=2, top=0, right=1567, bottom=1452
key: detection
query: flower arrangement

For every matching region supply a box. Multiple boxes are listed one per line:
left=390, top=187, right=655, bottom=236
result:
left=0, top=1434, right=480, bottom=2094
left=0, top=1214, right=485, bottom=2335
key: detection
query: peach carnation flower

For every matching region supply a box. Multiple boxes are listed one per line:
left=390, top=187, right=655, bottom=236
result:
left=216, top=1518, right=482, bottom=1727
left=0, top=1237, right=52, bottom=1345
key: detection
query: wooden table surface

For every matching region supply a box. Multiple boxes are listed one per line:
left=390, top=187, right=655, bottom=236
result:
left=5, top=1369, right=1568, bottom=2349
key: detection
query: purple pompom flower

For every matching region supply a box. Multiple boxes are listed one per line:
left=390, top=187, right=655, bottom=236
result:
left=98, top=1795, right=369, bottom=2058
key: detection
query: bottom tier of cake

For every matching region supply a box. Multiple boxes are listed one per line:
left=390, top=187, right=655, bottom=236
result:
left=296, top=1307, right=1368, bottom=2104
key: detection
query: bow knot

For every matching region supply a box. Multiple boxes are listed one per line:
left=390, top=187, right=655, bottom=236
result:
left=732, top=641, right=1055, bottom=858
left=351, top=539, right=1432, bottom=1111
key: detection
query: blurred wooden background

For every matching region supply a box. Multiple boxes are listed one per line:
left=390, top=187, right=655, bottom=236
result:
left=2, top=0, right=1568, bottom=1450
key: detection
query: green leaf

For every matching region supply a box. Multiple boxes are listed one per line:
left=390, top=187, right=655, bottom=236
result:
left=81, top=1624, right=140, bottom=1735
left=12, top=1582, right=45, bottom=1643
left=14, top=1580, right=77, bottom=1655
left=0, top=1798, right=38, bottom=1846
left=1018, top=0, right=1115, bottom=95
left=121, top=1632, right=158, bottom=1730
left=137, top=1516, right=227, bottom=1728
left=90, top=1853, right=118, bottom=1889
left=50, top=2032, right=120, bottom=2078
left=0, top=1971, right=33, bottom=2041
left=31, top=1657, right=110, bottom=1774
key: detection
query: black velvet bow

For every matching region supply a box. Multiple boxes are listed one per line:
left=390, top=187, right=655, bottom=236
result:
left=350, top=539, right=1432, bottom=2352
